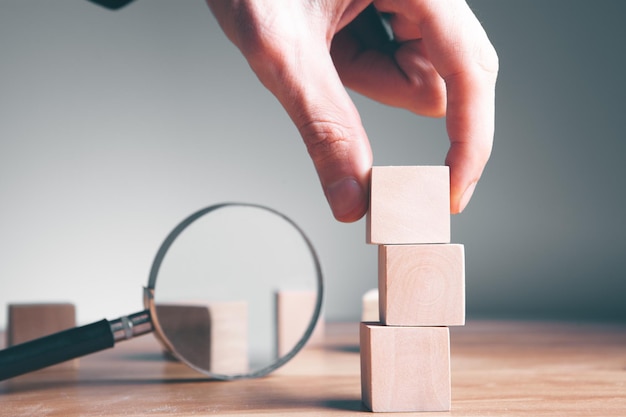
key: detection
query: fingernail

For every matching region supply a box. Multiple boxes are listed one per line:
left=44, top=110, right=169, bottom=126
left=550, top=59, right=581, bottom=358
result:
left=325, top=177, right=365, bottom=221
left=458, top=181, right=477, bottom=213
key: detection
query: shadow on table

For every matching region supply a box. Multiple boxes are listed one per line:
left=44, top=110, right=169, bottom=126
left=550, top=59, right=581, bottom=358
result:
left=328, top=344, right=360, bottom=354
left=0, top=376, right=214, bottom=394
left=322, top=399, right=365, bottom=411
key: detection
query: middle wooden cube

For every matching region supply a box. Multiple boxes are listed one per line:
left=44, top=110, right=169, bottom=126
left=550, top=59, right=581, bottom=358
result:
left=379, top=244, right=465, bottom=326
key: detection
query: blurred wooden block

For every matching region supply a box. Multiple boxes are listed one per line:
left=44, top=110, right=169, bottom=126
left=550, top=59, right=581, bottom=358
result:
left=207, top=301, right=248, bottom=375
left=361, top=288, right=379, bottom=322
left=276, top=290, right=324, bottom=357
left=360, top=323, right=451, bottom=412
left=156, top=304, right=211, bottom=366
left=7, top=303, right=78, bottom=370
left=379, top=244, right=465, bottom=326
left=156, top=301, right=248, bottom=375
left=366, top=166, right=450, bottom=244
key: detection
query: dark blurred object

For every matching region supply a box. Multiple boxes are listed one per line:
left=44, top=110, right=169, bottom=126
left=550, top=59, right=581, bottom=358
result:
left=86, top=0, right=136, bottom=10
left=347, top=5, right=394, bottom=51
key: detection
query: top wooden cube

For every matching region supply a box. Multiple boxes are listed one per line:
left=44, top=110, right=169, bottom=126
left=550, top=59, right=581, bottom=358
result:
left=366, top=166, right=450, bottom=244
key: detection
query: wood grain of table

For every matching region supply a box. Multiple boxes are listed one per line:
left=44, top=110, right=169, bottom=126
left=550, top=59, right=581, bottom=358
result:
left=1, top=320, right=625, bottom=416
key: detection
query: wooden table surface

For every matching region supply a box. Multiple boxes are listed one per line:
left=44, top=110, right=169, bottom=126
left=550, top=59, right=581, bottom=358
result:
left=1, top=320, right=625, bottom=416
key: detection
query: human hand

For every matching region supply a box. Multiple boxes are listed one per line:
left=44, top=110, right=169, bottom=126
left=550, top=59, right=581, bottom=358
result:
left=206, top=0, right=498, bottom=222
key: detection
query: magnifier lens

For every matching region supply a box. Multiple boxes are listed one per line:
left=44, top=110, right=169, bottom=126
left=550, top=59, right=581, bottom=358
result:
left=149, top=204, right=322, bottom=379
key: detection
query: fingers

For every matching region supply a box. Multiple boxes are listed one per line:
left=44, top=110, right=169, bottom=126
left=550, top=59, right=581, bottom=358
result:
left=374, top=0, right=498, bottom=213
left=207, top=0, right=497, bottom=219
left=443, top=68, right=496, bottom=213
left=331, top=32, right=446, bottom=117
left=331, top=4, right=446, bottom=116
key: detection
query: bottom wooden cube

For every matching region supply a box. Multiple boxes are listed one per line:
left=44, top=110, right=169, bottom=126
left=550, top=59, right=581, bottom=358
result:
left=360, top=323, right=451, bottom=412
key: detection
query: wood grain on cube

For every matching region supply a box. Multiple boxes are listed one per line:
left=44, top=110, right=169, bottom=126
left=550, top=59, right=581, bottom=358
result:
left=360, top=323, right=451, bottom=412
left=361, top=288, right=379, bottom=322
left=276, top=290, right=324, bottom=357
left=366, top=166, right=450, bottom=244
left=156, top=301, right=248, bottom=375
left=7, top=303, right=78, bottom=370
left=379, top=244, right=465, bottom=326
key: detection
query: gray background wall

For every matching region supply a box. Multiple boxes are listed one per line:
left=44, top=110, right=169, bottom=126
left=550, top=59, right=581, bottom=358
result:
left=1, top=0, right=624, bottom=327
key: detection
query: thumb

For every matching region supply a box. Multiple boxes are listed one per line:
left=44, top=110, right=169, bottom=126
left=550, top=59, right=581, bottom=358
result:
left=253, top=44, right=373, bottom=222
left=206, top=1, right=372, bottom=221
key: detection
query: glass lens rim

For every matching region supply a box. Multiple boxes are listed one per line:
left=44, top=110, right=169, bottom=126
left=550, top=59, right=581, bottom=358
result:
left=144, top=202, right=324, bottom=380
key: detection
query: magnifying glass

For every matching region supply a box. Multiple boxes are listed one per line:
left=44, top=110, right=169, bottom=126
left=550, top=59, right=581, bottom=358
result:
left=0, top=203, right=323, bottom=381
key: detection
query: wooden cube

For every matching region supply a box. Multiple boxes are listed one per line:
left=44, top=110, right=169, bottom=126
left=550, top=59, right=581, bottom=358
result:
left=155, top=301, right=248, bottom=375
left=379, top=244, right=465, bottom=326
left=207, top=301, right=248, bottom=375
left=360, top=323, right=451, bottom=412
left=366, top=166, right=450, bottom=244
left=7, top=303, right=78, bottom=370
left=361, top=288, right=379, bottom=322
left=276, top=290, right=325, bottom=357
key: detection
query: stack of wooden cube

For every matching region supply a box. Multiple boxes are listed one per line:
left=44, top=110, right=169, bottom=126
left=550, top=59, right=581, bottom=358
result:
left=360, top=166, right=466, bottom=412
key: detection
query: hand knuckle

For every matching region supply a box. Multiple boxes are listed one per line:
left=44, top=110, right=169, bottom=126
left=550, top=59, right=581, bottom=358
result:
left=299, top=120, right=353, bottom=163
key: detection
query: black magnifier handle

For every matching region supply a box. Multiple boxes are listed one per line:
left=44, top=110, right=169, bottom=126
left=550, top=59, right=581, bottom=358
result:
left=0, top=310, right=152, bottom=381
